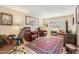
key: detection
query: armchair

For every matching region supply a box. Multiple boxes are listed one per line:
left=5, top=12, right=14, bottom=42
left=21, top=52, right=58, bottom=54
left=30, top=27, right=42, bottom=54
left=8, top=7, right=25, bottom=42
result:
left=64, top=34, right=77, bottom=54
left=0, top=35, right=16, bottom=54
left=23, top=27, right=37, bottom=42
left=38, top=27, right=47, bottom=37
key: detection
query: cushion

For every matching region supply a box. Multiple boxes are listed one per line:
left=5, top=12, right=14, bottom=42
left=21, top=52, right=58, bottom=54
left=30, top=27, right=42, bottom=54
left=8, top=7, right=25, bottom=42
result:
left=1, top=35, right=12, bottom=44
left=0, top=37, right=7, bottom=47
left=65, top=43, right=76, bottom=50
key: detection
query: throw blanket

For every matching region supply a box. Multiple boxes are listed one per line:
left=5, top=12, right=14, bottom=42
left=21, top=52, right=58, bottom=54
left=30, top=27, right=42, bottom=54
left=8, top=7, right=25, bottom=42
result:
left=24, top=36, right=63, bottom=54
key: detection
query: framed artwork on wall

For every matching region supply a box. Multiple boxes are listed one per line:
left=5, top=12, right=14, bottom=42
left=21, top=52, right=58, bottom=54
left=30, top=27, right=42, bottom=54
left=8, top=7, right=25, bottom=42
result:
left=0, top=12, right=13, bottom=25
left=49, top=22, right=62, bottom=28
left=48, top=19, right=64, bottom=28
left=25, top=16, right=39, bottom=26
left=76, top=6, right=79, bottom=24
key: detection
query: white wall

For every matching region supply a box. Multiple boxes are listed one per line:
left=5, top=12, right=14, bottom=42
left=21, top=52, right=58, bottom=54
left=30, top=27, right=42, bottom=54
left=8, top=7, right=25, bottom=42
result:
left=43, top=15, right=74, bottom=34
left=0, top=6, right=41, bottom=35
left=77, top=6, right=79, bottom=46
left=77, top=24, right=79, bottom=46
left=0, top=6, right=27, bottom=35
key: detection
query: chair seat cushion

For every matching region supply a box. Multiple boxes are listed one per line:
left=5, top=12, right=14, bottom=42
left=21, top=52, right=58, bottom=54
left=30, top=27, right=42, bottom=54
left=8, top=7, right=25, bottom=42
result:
left=0, top=37, right=7, bottom=47
left=0, top=39, right=7, bottom=45
left=65, top=43, right=76, bottom=50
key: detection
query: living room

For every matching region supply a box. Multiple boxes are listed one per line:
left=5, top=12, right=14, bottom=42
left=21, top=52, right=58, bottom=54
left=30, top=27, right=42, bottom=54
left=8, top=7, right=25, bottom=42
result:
left=0, top=5, right=78, bottom=54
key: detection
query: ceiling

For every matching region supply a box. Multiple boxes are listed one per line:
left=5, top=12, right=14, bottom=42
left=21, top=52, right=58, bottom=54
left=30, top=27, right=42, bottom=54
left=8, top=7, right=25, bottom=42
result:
left=3, top=5, right=76, bottom=19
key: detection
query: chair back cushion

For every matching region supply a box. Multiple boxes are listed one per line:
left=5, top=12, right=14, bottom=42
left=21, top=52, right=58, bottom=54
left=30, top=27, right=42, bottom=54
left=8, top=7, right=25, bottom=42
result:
left=64, top=34, right=77, bottom=45
left=18, top=29, right=25, bottom=39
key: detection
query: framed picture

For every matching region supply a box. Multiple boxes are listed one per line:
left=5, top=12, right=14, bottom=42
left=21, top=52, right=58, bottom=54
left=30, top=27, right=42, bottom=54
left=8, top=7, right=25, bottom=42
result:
left=48, top=19, right=64, bottom=28
left=25, top=16, right=39, bottom=26
left=0, top=12, right=13, bottom=25
left=49, top=22, right=62, bottom=28
left=77, top=6, right=79, bottom=24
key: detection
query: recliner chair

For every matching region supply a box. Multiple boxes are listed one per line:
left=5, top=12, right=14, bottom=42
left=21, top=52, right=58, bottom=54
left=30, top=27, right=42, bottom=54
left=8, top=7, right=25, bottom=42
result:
left=24, top=27, right=37, bottom=42
left=38, top=27, right=47, bottom=37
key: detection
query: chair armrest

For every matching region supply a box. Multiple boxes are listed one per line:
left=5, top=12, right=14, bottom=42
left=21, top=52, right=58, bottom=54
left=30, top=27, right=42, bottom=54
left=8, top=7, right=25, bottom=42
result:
left=12, top=40, right=16, bottom=45
left=8, top=35, right=16, bottom=40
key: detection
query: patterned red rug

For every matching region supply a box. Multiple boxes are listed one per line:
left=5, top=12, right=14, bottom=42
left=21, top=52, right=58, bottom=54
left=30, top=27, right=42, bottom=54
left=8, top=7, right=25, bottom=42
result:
left=24, top=36, right=63, bottom=54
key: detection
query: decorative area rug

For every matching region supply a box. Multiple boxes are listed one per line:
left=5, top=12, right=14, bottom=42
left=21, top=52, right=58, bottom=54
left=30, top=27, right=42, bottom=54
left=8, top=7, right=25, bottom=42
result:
left=24, top=36, right=63, bottom=54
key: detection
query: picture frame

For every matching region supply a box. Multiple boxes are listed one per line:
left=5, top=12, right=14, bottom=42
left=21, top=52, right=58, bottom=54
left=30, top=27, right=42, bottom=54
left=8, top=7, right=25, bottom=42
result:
left=76, top=6, right=79, bottom=24
left=49, top=22, right=62, bottom=28
left=25, top=16, right=39, bottom=26
left=48, top=19, right=64, bottom=28
left=0, top=12, right=13, bottom=25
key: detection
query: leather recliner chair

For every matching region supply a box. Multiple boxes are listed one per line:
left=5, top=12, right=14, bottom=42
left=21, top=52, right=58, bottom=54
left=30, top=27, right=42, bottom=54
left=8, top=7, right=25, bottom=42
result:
left=38, top=27, right=47, bottom=37
left=23, top=27, right=37, bottom=42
